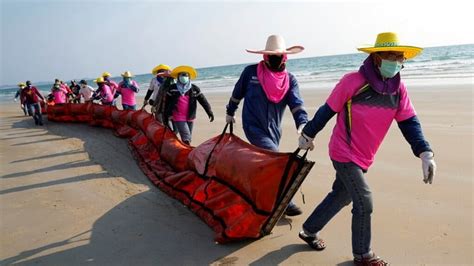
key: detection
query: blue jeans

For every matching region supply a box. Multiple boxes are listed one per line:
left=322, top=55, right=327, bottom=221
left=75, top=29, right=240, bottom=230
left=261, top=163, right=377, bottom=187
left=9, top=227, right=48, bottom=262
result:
left=27, top=103, right=43, bottom=125
left=173, top=121, right=194, bottom=144
left=303, top=160, right=373, bottom=257
left=122, top=104, right=136, bottom=110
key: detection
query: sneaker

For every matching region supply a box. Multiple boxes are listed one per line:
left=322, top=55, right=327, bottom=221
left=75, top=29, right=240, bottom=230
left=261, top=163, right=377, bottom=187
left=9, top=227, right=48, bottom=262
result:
left=353, top=254, right=389, bottom=266
left=285, top=204, right=302, bottom=216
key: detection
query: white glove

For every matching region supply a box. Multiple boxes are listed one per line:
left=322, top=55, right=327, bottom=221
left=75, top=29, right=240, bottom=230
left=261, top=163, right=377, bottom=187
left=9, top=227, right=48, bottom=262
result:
left=420, top=151, right=436, bottom=184
left=14, top=98, right=18, bottom=102
left=298, top=133, right=315, bottom=151
left=297, top=123, right=306, bottom=134
left=226, top=115, right=235, bottom=124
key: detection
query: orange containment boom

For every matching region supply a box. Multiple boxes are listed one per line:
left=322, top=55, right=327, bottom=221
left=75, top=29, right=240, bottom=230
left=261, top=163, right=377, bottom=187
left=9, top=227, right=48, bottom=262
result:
left=47, top=103, right=314, bottom=243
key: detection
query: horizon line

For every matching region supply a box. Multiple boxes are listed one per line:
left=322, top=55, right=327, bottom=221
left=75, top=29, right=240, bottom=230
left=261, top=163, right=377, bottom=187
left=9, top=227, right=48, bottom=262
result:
left=1, top=43, right=472, bottom=88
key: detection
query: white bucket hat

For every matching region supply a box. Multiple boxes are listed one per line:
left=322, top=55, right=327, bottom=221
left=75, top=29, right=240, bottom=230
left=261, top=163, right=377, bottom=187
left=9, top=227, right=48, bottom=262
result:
left=246, top=35, right=304, bottom=55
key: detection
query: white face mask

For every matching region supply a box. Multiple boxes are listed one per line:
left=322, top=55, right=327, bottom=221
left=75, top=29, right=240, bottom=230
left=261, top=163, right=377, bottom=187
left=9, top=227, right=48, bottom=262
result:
left=378, top=59, right=403, bottom=78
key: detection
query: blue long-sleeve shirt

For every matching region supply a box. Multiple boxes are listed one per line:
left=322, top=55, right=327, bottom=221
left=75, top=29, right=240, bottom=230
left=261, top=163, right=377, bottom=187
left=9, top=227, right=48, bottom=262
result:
left=226, top=64, right=308, bottom=151
left=302, top=103, right=336, bottom=138
left=397, top=115, right=432, bottom=157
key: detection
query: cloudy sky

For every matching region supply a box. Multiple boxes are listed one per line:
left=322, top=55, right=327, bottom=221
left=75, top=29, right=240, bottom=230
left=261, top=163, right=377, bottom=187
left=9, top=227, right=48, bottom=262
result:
left=1, top=0, right=473, bottom=85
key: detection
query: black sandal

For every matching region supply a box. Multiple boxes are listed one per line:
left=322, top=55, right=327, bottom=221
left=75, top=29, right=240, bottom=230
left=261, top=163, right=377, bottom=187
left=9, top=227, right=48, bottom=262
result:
left=298, top=231, right=326, bottom=251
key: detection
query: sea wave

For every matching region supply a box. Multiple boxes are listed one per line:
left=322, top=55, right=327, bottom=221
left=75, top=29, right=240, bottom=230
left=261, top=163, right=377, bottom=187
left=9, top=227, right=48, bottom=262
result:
left=2, top=44, right=472, bottom=101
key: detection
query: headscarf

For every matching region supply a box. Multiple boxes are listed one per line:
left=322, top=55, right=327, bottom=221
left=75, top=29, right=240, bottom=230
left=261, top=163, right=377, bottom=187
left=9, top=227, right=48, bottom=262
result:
left=359, top=54, right=401, bottom=95
left=256, top=54, right=290, bottom=103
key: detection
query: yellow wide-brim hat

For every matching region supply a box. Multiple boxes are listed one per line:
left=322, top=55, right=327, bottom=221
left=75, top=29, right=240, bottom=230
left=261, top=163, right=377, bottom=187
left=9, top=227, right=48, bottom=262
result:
left=152, top=64, right=171, bottom=75
left=95, top=77, right=105, bottom=83
left=357, top=32, right=423, bottom=60
left=102, top=72, right=112, bottom=77
left=170, top=65, right=197, bottom=79
left=18, top=82, right=26, bottom=88
left=121, top=71, right=134, bottom=78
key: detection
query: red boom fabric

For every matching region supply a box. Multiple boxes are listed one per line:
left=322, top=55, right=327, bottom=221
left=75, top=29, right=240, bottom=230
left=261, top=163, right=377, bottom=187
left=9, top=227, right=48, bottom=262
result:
left=46, top=103, right=312, bottom=243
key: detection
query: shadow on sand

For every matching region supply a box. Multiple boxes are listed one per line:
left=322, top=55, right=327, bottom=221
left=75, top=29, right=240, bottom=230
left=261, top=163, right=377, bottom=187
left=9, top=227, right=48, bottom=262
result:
left=2, top=190, right=253, bottom=265
left=2, top=117, right=255, bottom=265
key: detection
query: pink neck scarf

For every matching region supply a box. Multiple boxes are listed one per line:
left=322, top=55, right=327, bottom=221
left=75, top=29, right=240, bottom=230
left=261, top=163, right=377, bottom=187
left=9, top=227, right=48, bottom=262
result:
left=256, top=54, right=290, bottom=103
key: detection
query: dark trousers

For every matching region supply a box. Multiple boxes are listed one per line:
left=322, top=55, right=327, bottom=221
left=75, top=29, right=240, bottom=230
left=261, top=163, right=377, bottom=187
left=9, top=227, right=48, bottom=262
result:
left=27, top=103, right=43, bottom=125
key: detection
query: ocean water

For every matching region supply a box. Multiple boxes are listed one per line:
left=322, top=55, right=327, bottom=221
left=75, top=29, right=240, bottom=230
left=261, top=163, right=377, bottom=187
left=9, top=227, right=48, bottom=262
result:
left=1, top=44, right=472, bottom=103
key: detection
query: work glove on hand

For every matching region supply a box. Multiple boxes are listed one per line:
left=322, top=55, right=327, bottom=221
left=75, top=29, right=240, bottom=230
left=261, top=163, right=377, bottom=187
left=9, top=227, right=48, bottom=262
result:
left=14, top=98, right=17, bottom=102
left=420, top=151, right=436, bottom=184
left=226, top=115, right=235, bottom=124
left=298, top=133, right=315, bottom=151
left=297, top=123, right=306, bottom=134
left=209, top=113, right=214, bottom=122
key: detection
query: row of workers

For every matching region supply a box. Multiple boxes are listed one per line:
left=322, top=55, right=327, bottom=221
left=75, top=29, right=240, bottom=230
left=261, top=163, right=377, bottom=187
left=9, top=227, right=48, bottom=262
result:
left=15, top=32, right=436, bottom=266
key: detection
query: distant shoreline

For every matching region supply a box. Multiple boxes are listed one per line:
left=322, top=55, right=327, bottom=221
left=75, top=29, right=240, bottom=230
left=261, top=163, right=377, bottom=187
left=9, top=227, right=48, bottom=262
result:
left=2, top=43, right=472, bottom=89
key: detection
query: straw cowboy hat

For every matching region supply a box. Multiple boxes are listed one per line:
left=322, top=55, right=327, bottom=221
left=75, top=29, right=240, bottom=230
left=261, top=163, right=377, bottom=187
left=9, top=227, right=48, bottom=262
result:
left=357, top=32, right=423, bottom=59
left=170, top=66, right=198, bottom=80
left=18, top=82, right=26, bottom=88
left=121, top=71, right=134, bottom=78
left=152, top=64, right=171, bottom=75
left=246, top=35, right=304, bottom=55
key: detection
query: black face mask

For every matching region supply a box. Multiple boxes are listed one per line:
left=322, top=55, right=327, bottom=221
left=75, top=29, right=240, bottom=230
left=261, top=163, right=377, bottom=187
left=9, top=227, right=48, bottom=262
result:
left=266, top=55, right=285, bottom=72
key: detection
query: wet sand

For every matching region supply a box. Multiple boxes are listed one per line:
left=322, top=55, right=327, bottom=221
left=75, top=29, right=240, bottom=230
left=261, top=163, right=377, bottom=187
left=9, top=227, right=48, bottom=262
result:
left=0, top=83, right=472, bottom=265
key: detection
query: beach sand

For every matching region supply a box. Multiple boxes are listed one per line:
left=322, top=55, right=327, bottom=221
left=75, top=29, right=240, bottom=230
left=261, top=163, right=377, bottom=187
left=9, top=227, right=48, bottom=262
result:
left=1, top=83, right=472, bottom=265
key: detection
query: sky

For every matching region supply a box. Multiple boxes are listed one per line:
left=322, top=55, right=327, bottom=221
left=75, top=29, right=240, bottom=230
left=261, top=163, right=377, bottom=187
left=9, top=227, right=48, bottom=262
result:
left=1, top=0, right=473, bottom=86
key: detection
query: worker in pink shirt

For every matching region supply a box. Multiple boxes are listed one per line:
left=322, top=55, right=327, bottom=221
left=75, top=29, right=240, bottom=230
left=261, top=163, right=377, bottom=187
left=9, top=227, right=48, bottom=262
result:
left=102, top=72, right=119, bottom=106
left=164, top=66, right=214, bottom=145
left=51, top=81, right=69, bottom=104
left=297, top=33, right=436, bottom=266
left=93, top=77, right=114, bottom=105
left=116, top=71, right=139, bottom=110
